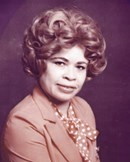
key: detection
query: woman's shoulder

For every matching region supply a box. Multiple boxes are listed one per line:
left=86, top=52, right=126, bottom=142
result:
left=74, top=96, right=90, bottom=106
left=9, top=95, right=37, bottom=117
left=73, top=96, right=93, bottom=113
left=6, top=94, right=45, bottom=131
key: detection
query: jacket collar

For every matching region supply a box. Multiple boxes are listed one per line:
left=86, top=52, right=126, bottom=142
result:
left=32, top=86, right=83, bottom=162
left=32, top=86, right=56, bottom=123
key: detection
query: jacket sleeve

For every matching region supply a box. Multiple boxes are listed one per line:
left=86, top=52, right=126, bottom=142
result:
left=3, top=113, right=51, bottom=162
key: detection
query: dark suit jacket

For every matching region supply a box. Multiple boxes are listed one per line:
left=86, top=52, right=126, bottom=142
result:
left=3, top=86, right=100, bottom=162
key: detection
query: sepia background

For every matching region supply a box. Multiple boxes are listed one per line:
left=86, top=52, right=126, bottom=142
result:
left=0, top=0, right=130, bottom=161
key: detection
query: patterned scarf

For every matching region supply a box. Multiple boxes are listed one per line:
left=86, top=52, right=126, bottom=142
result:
left=54, top=104, right=99, bottom=162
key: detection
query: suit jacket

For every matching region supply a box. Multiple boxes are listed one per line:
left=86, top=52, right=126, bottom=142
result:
left=3, top=86, right=100, bottom=162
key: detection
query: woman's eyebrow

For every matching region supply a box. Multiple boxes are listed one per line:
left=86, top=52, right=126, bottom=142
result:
left=50, top=57, right=88, bottom=65
left=49, top=57, right=68, bottom=62
left=77, top=61, right=88, bottom=65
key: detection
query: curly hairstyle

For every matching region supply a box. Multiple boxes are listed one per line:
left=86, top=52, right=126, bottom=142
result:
left=22, top=8, right=107, bottom=79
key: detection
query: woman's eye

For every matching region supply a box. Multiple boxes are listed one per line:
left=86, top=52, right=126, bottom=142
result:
left=77, top=66, right=86, bottom=70
left=54, top=61, right=65, bottom=66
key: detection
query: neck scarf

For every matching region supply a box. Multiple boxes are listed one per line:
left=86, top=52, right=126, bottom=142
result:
left=54, top=104, right=99, bottom=162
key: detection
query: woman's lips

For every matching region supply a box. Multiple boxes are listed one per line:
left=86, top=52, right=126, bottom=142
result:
left=57, top=84, right=77, bottom=93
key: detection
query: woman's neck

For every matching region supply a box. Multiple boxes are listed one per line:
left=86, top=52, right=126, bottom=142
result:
left=38, top=84, right=71, bottom=117
left=54, top=101, right=70, bottom=117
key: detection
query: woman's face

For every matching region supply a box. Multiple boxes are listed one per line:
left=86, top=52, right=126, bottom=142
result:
left=39, top=45, right=88, bottom=103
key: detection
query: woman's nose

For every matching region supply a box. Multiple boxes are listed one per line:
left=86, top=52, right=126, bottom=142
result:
left=63, top=66, right=76, bottom=81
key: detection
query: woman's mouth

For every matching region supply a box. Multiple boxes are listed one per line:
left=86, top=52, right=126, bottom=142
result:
left=57, top=84, right=77, bottom=93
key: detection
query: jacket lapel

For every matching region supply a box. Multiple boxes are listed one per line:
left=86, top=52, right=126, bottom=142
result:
left=45, top=120, right=82, bottom=162
left=32, top=86, right=82, bottom=162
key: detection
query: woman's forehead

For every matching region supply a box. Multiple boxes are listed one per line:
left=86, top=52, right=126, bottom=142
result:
left=49, top=45, right=88, bottom=63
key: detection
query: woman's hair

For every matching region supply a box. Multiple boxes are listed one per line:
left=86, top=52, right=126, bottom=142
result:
left=22, top=8, right=107, bottom=79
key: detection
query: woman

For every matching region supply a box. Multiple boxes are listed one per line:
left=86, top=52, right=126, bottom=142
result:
left=3, top=8, right=107, bottom=162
